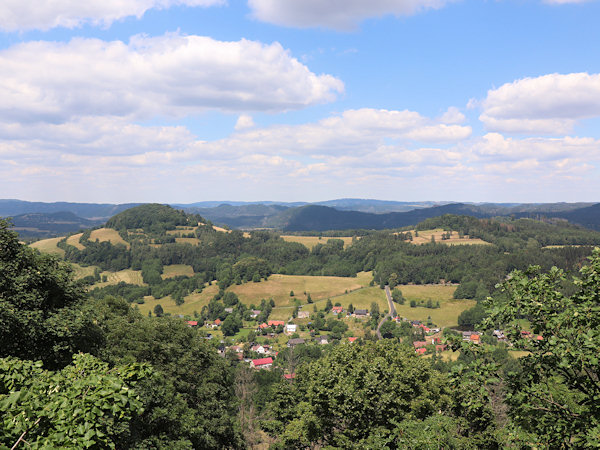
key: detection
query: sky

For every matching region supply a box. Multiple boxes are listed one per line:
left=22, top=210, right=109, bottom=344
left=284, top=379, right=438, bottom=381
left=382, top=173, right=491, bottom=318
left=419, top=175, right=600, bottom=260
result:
left=1, top=0, right=600, bottom=204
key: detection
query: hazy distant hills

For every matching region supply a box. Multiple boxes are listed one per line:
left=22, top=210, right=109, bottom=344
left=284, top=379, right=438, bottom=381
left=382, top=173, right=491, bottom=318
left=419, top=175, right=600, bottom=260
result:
left=9, top=212, right=102, bottom=238
left=0, top=199, right=141, bottom=219
left=3, top=198, right=600, bottom=236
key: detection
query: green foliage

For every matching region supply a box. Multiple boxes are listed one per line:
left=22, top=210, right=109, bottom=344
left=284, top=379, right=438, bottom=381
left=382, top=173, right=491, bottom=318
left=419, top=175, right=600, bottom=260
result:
left=264, top=340, right=452, bottom=448
left=0, top=353, right=150, bottom=449
left=105, top=204, right=199, bottom=234
left=480, top=248, right=600, bottom=447
left=0, top=219, right=100, bottom=369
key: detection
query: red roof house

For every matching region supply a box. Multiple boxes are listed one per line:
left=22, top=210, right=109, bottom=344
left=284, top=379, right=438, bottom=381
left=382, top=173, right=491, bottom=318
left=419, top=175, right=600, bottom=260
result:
left=332, top=306, right=343, bottom=315
left=186, top=321, right=198, bottom=327
left=251, top=357, right=274, bottom=369
left=268, top=320, right=285, bottom=327
left=348, top=337, right=358, bottom=343
left=413, top=341, right=428, bottom=349
left=416, top=348, right=427, bottom=355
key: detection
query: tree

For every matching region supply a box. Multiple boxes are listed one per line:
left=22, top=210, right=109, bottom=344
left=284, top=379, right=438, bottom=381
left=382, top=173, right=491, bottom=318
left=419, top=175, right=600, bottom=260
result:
left=0, top=219, right=100, bottom=369
left=264, top=341, right=452, bottom=448
left=153, top=304, right=164, bottom=317
left=222, top=314, right=242, bottom=336
left=0, top=354, right=150, bottom=449
left=324, top=298, right=333, bottom=312
left=478, top=249, right=600, bottom=447
left=391, top=287, right=404, bottom=304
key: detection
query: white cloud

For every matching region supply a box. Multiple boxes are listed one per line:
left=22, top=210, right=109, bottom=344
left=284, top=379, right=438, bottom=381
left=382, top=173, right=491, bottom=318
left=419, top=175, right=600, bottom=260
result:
left=235, top=114, right=256, bottom=130
left=440, top=107, right=466, bottom=124
left=543, top=0, right=594, bottom=4
left=248, top=0, right=454, bottom=30
left=0, top=34, right=343, bottom=124
left=479, top=72, right=600, bottom=134
left=0, top=0, right=225, bottom=32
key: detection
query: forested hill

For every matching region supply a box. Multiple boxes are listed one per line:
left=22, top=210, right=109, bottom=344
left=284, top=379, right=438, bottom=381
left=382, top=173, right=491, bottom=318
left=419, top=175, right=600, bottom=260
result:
left=10, top=212, right=101, bottom=238
left=551, top=203, right=600, bottom=231
left=281, top=203, right=489, bottom=231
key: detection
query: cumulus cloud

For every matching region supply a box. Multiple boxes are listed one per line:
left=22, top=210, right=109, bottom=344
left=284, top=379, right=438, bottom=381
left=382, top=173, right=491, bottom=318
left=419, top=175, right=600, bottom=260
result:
left=0, top=0, right=224, bottom=32
left=235, top=114, right=255, bottom=130
left=0, top=34, right=343, bottom=124
left=479, top=72, right=600, bottom=134
left=248, top=0, right=454, bottom=30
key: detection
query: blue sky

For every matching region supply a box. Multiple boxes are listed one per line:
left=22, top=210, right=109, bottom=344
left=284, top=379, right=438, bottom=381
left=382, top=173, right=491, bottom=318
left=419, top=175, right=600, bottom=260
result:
left=1, top=0, right=600, bottom=203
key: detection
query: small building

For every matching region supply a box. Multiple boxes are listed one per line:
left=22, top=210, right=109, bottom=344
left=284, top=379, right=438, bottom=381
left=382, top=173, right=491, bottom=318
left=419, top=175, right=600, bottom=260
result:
left=251, top=357, right=273, bottom=369
left=297, top=311, right=310, bottom=319
left=250, top=309, right=261, bottom=318
left=287, top=338, right=306, bottom=347
left=413, top=341, right=428, bottom=349
left=470, top=334, right=480, bottom=344
left=251, top=344, right=269, bottom=354
left=315, top=335, right=329, bottom=345
left=283, top=373, right=296, bottom=380
left=268, top=320, right=285, bottom=327
left=186, top=320, right=198, bottom=327
left=286, top=324, right=297, bottom=334
left=348, top=337, right=358, bottom=343
left=435, top=344, right=447, bottom=352
left=416, top=347, right=427, bottom=355
left=354, top=309, right=368, bottom=317
left=224, top=307, right=233, bottom=314
left=332, top=306, right=343, bottom=315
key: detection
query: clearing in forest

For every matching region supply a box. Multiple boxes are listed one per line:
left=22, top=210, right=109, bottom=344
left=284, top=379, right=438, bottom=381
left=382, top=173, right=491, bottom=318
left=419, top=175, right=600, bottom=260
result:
left=71, top=263, right=98, bottom=280
left=175, top=237, right=200, bottom=245
left=30, top=237, right=65, bottom=257
left=66, top=233, right=86, bottom=250
left=393, top=284, right=476, bottom=328
left=137, top=283, right=220, bottom=316
left=280, top=235, right=356, bottom=249
left=94, top=269, right=145, bottom=288
left=408, top=229, right=490, bottom=246
left=228, top=272, right=372, bottom=308
left=161, top=264, right=195, bottom=279
left=90, top=228, right=130, bottom=248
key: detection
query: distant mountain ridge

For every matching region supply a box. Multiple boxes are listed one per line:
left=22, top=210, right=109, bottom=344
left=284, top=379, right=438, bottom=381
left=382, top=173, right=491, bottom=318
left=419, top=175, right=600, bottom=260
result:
left=9, top=211, right=102, bottom=238
left=0, top=199, right=141, bottom=219
left=3, top=198, right=600, bottom=234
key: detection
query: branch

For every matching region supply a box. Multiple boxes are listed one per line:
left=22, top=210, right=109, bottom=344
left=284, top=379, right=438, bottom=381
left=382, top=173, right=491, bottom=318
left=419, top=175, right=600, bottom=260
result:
left=11, top=418, right=41, bottom=450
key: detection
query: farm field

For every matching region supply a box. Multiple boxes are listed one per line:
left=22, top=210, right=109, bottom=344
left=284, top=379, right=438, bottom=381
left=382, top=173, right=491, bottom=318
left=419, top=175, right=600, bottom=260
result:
left=29, top=237, right=65, bottom=257
left=90, top=228, right=130, bottom=248
left=66, top=233, right=85, bottom=250
left=280, top=235, right=355, bottom=249
left=313, top=286, right=388, bottom=312
left=393, top=284, right=476, bottom=328
left=137, top=283, right=220, bottom=316
left=71, top=263, right=98, bottom=280
left=94, top=269, right=145, bottom=288
left=408, top=229, right=491, bottom=246
left=175, top=237, right=200, bottom=245
left=228, top=271, right=372, bottom=308
left=161, top=264, right=195, bottom=279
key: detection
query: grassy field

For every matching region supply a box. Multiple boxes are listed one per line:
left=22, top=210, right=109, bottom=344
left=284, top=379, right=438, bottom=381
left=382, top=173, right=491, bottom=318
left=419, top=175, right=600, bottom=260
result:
left=280, top=235, right=356, bottom=249
left=175, top=237, right=200, bottom=246
left=93, top=269, right=145, bottom=288
left=228, top=272, right=372, bottom=308
left=66, top=233, right=86, bottom=250
left=161, top=264, right=195, bottom=279
left=393, top=284, right=476, bottom=328
left=166, top=226, right=197, bottom=236
left=71, top=263, right=98, bottom=280
left=137, top=283, right=220, bottom=316
left=90, top=228, right=130, bottom=248
left=408, top=229, right=491, bottom=246
left=30, top=237, right=65, bottom=257
left=314, top=286, right=389, bottom=312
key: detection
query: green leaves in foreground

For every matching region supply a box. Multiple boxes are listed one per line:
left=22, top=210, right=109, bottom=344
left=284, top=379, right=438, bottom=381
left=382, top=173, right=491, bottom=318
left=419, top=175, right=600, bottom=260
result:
left=0, top=353, right=150, bottom=449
